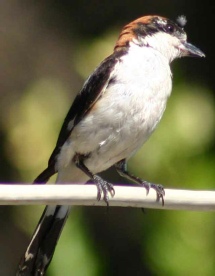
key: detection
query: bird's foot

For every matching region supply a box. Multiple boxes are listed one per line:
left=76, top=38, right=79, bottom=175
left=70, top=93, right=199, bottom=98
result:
left=141, top=181, right=165, bottom=206
left=93, top=175, right=115, bottom=205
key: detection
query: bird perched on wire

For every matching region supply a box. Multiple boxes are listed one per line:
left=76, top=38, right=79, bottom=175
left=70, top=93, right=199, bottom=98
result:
left=17, top=14, right=205, bottom=275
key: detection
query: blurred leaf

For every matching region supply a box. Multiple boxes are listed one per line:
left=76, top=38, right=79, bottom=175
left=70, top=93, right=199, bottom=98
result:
left=49, top=208, right=101, bottom=276
left=73, top=29, right=118, bottom=78
left=5, top=78, right=70, bottom=180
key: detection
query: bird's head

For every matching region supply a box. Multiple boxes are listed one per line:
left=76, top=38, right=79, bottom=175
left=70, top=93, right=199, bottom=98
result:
left=115, top=15, right=205, bottom=62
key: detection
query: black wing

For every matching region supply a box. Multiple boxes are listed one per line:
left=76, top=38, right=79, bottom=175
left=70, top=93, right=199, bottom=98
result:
left=34, top=49, right=126, bottom=183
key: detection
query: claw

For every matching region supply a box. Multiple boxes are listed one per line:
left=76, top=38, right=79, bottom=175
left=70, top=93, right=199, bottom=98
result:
left=107, top=184, right=115, bottom=197
left=93, top=175, right=115, bottom=205
left=97, top=188, right=102, bottom=201
left=141, top=182, right=165, bottom=206
left=141, top=181, right=150, bottom=195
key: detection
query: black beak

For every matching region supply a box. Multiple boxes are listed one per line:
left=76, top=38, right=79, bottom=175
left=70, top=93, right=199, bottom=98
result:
left=180, top=42, right=205, bottom=58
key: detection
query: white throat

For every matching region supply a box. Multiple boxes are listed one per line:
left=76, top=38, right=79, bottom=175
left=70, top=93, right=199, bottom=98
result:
left=132, top=32, right=185, bottom=62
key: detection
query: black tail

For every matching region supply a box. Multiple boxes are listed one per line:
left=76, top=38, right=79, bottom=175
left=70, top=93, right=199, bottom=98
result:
left=33, top=166, right=56, bottom=184
left=16, top=205, right=70, bottom=276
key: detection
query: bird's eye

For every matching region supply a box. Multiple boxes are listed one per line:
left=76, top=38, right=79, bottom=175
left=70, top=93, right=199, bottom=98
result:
left=165, top=23, right=175, bottom=34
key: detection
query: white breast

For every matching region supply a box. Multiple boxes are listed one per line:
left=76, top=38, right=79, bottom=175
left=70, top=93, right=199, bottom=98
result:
left=57, top=44, right=172, bottom=175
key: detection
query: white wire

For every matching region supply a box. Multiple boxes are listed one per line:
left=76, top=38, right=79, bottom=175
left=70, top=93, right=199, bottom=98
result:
left=0, top=184, right=215, bottom=211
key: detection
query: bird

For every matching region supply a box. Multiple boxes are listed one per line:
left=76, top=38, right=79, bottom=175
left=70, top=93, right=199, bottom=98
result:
left=16, top=15, right=205, bottom=275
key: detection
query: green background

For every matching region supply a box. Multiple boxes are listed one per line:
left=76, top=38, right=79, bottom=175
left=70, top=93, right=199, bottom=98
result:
left=0, top=1, right=214, bottom=275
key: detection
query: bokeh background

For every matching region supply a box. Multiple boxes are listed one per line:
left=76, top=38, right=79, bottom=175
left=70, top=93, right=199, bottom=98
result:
left=0, top=0, right=215, bottom=275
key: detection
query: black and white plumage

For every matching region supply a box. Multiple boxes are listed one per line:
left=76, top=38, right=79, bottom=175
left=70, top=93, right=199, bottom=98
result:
left=17, top=15, right=204, bottom=275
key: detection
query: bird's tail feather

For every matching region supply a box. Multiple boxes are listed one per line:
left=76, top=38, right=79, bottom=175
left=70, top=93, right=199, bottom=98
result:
left=16, top=205, right=71, bottom=276
left=33, top=166, right=55, bottom=184
left=17, top=164, right=90, bottom=275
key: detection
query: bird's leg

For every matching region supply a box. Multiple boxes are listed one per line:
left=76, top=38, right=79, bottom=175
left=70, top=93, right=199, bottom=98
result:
left=115, top=159, right=165, bottom=205
left=74, top=153, right=115, bottom=205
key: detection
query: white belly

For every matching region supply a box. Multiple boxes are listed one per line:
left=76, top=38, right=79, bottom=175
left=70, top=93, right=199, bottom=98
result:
left=69, top=90, right=168, bottom=173
left=57, top=46, right=172, bottom=176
